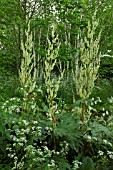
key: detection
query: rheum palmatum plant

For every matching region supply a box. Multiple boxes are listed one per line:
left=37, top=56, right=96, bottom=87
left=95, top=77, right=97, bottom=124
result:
left=19, top=20, right=36, bottom=112
left=44, top=23, right=64, bottom=151
left=44, top=23, right=64, bottom=121
left=76, top=12, right=101, bottom=121
left=76, top=12, right=101, bottom=99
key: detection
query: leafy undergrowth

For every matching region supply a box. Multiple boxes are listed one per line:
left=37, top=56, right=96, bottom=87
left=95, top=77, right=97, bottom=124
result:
left=0, top=74, right=113, bottom=169
left=0, top=92, right=113, bottom=170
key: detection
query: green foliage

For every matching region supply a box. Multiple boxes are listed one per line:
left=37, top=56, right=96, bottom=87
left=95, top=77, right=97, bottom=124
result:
left=1, top=92, right=113, bottom=169
left=82, top=101, right=113, bottom=169
left=0, top=73, right=19, bottom=104
left=99, top=56, right=113, bottom=78
left=54, top=113, right=82, bottom=151
left=91, top=78, right=113, bottom=112
left=0, top=97, right=82, bottom=170
left=79, top=157, right=95, bottom=170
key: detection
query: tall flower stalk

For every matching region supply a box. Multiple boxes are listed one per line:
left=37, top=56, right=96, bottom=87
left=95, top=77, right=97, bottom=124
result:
left=19, top=20, right=36, bottom=113
left=76, top=12, right=101, bottom=121
left=44, top=23, right=64, bottom=149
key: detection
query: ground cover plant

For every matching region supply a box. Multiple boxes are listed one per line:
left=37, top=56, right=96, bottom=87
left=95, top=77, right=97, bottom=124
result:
left=0, top=1, right=113, bottom=170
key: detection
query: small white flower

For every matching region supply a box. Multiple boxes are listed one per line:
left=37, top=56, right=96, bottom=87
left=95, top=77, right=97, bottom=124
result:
left=47, top=164, right=51, bottom=167
left=107, top=151, right=113, bottom=155
left=97, top=97, right=102, bottom=102
left=106, top=111, right=109, bottom=115
left=33, top=121, right=38, bottom=124
left=32, top=126, right=35, bottom=130
left=13, top=136, right=17, bottom=141
left=37, top=126, right=42, bottom=129
left=48, top=117, right=53, bottom=121
left=44, top=146, right=48, bottom=151
left=56, top=152, right=60, bottom=155
left=98, top=150, right=104, bottom=156
left=45, top=127, right=49, bottom=130
left=13, top=143, right=16, bottom=147
left=94, top=101, right=97, bottom=104
left=102, top=113, right=105, bottom=117
left=107, top=50, right=111, bottom=53
left=102, top=108, right=105, bottom=111
left=55, top=110, right=59, bottom=114
left=8, top=154, right=11, bottom=157
left=109, top=155, right=113, bottom=159
left=14, top=156, right=18, bottom=160
left=103, top=139, right=107, bottom=144
left=108, top=142, right=112, bottom=147
left=16, top=108, right=20, bottom=113
left=92, top=137, right=97, bottom=141
left=23, top=120, right=29, bottom=126
left=1, top=106, right=5, bottom=109
left=87, top=135, right=92, bottom=140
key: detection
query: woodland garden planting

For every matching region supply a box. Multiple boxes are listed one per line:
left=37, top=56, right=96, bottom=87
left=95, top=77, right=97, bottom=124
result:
left=0, top=0, right=113, bottom=169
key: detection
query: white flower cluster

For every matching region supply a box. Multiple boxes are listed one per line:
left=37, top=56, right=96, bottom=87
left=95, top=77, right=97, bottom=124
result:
left=47, top=159, right=57, bottom=168
left=98, top=150, right=113, bottom=159
left=6, top=119, right=44, bottom=169
left=107, top=150, right=113, bottom=159
left=45, top=126, right=53, bottom=135
left=83, top=134, right=92, bottom=141
left=1, top=97, right=21, bottom=114
left=103, top=139, right=112, bottom=147
left=24, top=144, right=55, bottom=168
left=12, top=159, right=24, bottom=170
left=59, top=141, right=69, bottom=155
left=98, top=150, right=104, bottom=156
left=90, top=97, right=102, bottom=106
left=72, top=160, right=82, bottom=170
